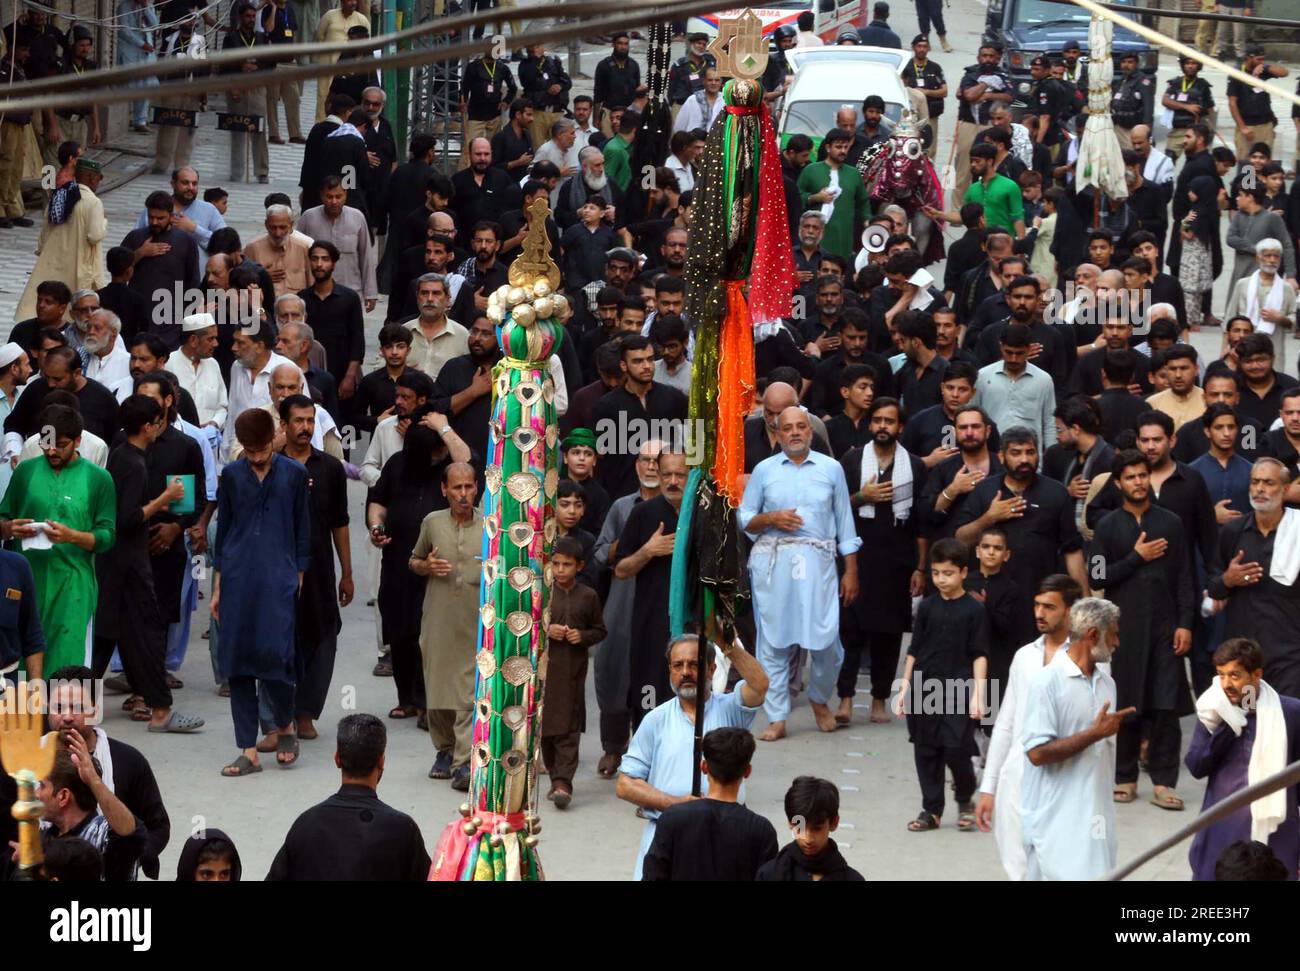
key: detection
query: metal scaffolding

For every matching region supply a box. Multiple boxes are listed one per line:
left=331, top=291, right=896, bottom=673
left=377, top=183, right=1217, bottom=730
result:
left=410, top=0, right=464, bottom=171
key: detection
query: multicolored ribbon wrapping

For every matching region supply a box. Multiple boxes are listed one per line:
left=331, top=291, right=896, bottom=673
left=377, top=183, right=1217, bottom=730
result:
left=671, top=76, right=795, bottom=644
left=430, top=198, right=566, bottom=881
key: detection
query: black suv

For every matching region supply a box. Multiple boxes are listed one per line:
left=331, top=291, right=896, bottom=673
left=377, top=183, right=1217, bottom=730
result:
left=984, top=0, right=1158, bottom=121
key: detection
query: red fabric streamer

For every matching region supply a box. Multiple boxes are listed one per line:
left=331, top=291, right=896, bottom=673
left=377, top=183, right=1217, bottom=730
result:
left=747, top=105, right=798, bottom=326
left=725, top=105, right=761, bottom=115
left=712, top=280, right=756, bottom=504
left=428, top=811, right=529, bottom=881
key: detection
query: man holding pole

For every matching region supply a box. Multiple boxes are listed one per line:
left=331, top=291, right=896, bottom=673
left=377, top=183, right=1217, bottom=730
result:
left=615, top=633, right=768, bottom=880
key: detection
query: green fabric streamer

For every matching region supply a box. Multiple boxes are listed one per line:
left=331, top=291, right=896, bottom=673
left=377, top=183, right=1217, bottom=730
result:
left=668, top=465, right=703, bottom=638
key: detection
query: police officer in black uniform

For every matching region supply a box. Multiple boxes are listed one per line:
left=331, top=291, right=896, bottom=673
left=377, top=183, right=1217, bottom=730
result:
left=1060, top=40, right=1088, bottom=123
left=761, top=25, right=798, bottom=107
left=902, top=33, right=946, bottom=160
left=1027, top=56, right=1070, bottom=161
left=1111, top=51, right=1153, bottom=150
left=1161, top=56, right=1215, bottom=160
left=668, top=32, right=716, bottom=107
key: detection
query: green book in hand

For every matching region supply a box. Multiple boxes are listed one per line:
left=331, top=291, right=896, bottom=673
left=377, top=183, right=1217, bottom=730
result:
left=168, top=474, right=196, bottom=515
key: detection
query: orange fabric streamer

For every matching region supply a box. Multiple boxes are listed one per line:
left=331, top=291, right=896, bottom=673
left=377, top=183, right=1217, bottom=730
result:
left=713, top=280, right=756, bottom=504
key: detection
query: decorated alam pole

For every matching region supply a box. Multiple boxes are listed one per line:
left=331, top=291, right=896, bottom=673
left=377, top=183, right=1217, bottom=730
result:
left=429, top=198, right=566, bottom=881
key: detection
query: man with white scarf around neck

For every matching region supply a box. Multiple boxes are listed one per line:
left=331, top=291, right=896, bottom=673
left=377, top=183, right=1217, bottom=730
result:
left=1225, top=238, right=1297, bottom=373
left=1186, top=636, right=1300, bottom=881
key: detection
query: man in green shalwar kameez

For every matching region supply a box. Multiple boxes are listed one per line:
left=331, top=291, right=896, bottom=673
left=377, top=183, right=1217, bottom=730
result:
left=797, top=128, right=871, bottom=261
left=0, top=404, right=115, bottom=672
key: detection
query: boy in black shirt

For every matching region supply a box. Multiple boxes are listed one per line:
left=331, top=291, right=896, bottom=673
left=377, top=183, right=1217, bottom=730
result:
left=757, top=776, right=864, bottom=881
left=824, top=363, right=875, bottom=458
left=894, top=538, right=989, bottom=832
left=641, top=727, right=778, bottom=881
left=965, top=526, right=1030, bottom=730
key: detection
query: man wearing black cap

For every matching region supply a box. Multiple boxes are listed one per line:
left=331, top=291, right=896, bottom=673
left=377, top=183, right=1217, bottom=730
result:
left=668, top=33, right=715, bottom=108
left=1060, top=40, right=1088, bottom=121
left=594, top=33, right=641, bottom=136
left=903, top=35, right=947, bottom=160
left=1227, top=46, right=1288, bottom=160
left=955, top=44, right=1011, bottom=204
left=1161, top=57, right=1215, bottom=160
left=1111, top=51, right=1153, bottom=150
left=1026, top=56, right=1070, bottom=156
left=55, top=28, right=102, bottom=151
left=859, top=2, right=901, bottom=49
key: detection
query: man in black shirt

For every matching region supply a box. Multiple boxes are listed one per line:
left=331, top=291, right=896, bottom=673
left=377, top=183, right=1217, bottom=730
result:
left=642, top=727, right=779, bottom=881
left=36, top=750, right=146, bottom=882
left=267, top=714, right=431, bottom=880
left=491, top=99, right=534, bottom=176
left=1096, top=350, right=1149, bottom=444
left=1236, top=333, right=1299, bottom=428
left=352, top=323, right=410, bottom=435
left=4, top=346, right=118, bottom=441
left=1262, top=386, right=1300, bottom=492
left=1174, top=369, right=1268, bottom=464
left=954, top=44, right=1011, bottom=205
left=591, top=335, right=688, bottom=499
left=98, top=247, right=152, bottom=347
left=122, top=194, right=200, bottom=351
left=451, top=140, right=518, bottom=250
left=1026, top=56, right=1070, bottom=156
left=1226, top=46, right=1286, bottom=161
left=299, top=92, right=352, bottom=212
left=920, top=403, right=1003, bottom=540
left=808, top=312, right=896, bottom=416
left=299, top=245, right=366, bottom=402
left=593, top=33, right=640, bottom=133
left=1111, top=52, right=1153, bottom=150
left=429, top=313, right=498, bottom=461
left=896, top=311, right=946, bottom=413
left=518, top=43, right=571, bottom=148
left=1162, top=59, right=1215, bottom=160
left=458, top=51, right=516, bottom=170
left=10, top=280, right=71, bottom=353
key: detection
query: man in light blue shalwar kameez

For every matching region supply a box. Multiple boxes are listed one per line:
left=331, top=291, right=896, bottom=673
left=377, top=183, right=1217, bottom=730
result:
left=617, top=634, right=769, bottom=879
left=1019, top=597, right=1127, bottom=881
left=738, top=406, right=860, bottom=741
left=118, top=0, right=160, bottom=131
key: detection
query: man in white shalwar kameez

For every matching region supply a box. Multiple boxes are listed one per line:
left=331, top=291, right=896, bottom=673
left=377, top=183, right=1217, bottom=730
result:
left=15, top=158, right=108, bottom=322
left=738, top=406, right=860, bottom=742
left=975, top=574, right=1078, bottom=880
left=1019, top=597, right=1130, bottom=881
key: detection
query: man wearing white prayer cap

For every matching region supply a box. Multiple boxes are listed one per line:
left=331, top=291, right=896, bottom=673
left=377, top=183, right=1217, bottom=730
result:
left=0, top=342, right=31, bottom=499
left=175, top=313, right=229, bottom=439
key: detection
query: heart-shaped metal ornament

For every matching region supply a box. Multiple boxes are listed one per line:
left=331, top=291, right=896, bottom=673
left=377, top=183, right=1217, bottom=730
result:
left=541, top=606, right=551, bottom=630
left=485, top=517, right=500, bottom=540
left=507, top=522, right=534, bottom=548
left=476, top=650, right=497, bottom=679
left=482, top=558, right=499, bottom=584
left=544, top=468, right=558, bottom=498
left=473, top=743, right=492, bottom=768
left=545, top=425, right=558, bottom=448
left=505, top=612, right=534, bottom=638
left=476, top=697, right=492, bottom=722
left=507, top=566, right=535, bottom=592
left=506, top=472, right=540, bottom=503
left=543, top=519, right=557, bottom=544
left=479, top=603, right=497, bottom=628
left=512, top=427, right=539, bottom=452
left=501, top=705, right=527, bottom=732
left=541, top=380, right=556, bottom=404
left=501, top=749, right=527, bottom=775
left=496, top=372, right=511, bottom=399
left=484, top=466, right=502, bottom=495
left=501, top=655, right=534, bottom=685
left=543, top=562, right=554, bottom=586
left=514, top=381, right=542, bottom=408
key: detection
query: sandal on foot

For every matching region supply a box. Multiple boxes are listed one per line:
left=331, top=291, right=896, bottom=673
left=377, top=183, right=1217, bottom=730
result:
left=907, top=812, right=940, bottom=832
left=957, top=811, right=977, bottom=832
left=256, top=733, right=280, bottom=753
left=388, top=704, right=417, bottom=719
left=1150, top=788, right=1185, bottom=811
left=1113, top=783, right=1138, bottom=803
left=221, top=755, right=262, bottom=777
left=127, top=698, right=151, bottom=721
left=296, top=723, right=318, bottom=740
left=277, top=733, right=300, bottom=767
left=147, top=711, right=204, bottom=733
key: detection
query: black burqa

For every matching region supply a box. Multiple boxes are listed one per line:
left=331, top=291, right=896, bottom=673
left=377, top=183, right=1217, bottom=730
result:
left=1169, top=173, right=1224, bottom=281
left=175, top=828, right=243, bottom=881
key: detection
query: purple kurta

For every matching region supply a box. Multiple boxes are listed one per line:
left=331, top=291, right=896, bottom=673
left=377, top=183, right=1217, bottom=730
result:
left=1185, top=696, right=1300, bottom=880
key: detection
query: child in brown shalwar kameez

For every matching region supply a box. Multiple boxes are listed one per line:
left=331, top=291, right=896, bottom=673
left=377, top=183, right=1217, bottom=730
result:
left=541, top=537, right=607, bottom=808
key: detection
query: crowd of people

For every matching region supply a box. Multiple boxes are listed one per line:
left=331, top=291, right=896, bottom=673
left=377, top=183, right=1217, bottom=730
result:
left=0, top=0, right=1299, bottom=883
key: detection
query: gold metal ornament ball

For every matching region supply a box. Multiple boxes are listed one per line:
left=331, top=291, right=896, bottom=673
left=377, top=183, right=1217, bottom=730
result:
left=471, top=815, right=484, bottom=828
left=533, top=296, right=555, bottom=319
left=513, top=303, right=537, bottom=327
left=461, top=821, right=478, bottom=836
left=506, top=287, right=527, bottom=307
left=495, top=284, right=512, bottom=304
left=532, top=279, right=552, bottom=299
left=550, top=293, right=569, bottom=318
left=458, top=803, right=472, bottom=817
left=487, top=305, right=504, bottom=324
left=524, top=835, right=540, bottom=848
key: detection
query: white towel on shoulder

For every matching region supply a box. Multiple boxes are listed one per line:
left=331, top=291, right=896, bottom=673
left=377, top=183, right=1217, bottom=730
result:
left=860, top=444, right=913, bottom=522
left=1195, top=678, right=1287, bottom=844
left=1270, top=507, right=1300, bottom=587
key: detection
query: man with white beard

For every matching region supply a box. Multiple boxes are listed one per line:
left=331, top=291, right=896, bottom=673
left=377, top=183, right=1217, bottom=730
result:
left=1224, top=239, right=1298, bottom=373
left=1018, top=597, right=1131, bottom=881
left=557, top=147, right=621, bottom=230
left=82, top=310, right=132, bottom=389
left=1207, top=458, right=1300, bottom=698
left=975, top=574, right=1080, bottom=880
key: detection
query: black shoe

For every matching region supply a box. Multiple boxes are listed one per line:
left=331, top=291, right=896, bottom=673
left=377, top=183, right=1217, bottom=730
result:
left=0, top=218, right=13, bottom=228
left=372, top=658, right=393, bottom=677
left=450, top=765, right=471, bottom=791
left=10, top=217, right=33, bottom=228
left=428, top=751, right=452, bottom=779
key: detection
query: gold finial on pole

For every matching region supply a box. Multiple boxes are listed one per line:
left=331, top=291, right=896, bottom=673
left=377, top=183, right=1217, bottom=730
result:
left=709, top=9, right=767, bottom=81
left=0, top=681, right=57, bottom=878
left=508, top=196, right=562, bottom=292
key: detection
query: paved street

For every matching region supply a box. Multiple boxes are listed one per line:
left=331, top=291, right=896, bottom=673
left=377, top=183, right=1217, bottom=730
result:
left=0, top=2, right=1272, bottom=879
